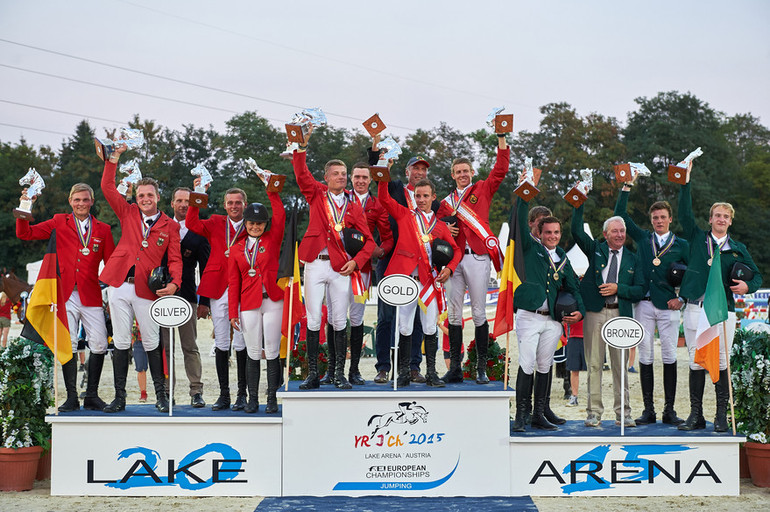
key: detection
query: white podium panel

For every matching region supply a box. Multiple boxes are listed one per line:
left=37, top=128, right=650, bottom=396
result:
left=510, top=431, right=743, bottom=496
left=281, top=389, right=514, bottom=496
left=48, top=413, right=282, bottom=496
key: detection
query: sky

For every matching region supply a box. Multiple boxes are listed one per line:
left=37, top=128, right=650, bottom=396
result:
left=1, top=0, right=768, bottom=150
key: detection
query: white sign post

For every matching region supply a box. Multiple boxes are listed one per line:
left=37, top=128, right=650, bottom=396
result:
left=601, top=316, right=644, bottom=436
left=150, top=295, right=193, bottom=416
left=376, top=274, right=419, bottom=390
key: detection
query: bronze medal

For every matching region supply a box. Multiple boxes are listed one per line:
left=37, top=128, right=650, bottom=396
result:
left=334, top=223, right=343, bottom=232
left=80, top=247, right=90, bottom=256
left=141, top=240, right=149, bottom=248
left=248, top=268, right=257, bottom=277
left=652, top=257, right=661, bottom=266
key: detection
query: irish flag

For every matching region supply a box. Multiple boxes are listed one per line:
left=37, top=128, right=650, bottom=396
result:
left=21, top=230, right=72, bottom=364
left=693, top=248, right=728, bottom=383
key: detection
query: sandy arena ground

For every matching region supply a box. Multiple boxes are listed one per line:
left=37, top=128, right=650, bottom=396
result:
left=2, top=305, right=768, bottom=511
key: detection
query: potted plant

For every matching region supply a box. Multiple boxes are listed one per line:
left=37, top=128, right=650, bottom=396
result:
left=730, top=327, right=770, bottom=487
left=0, top=336, right=54, bottom=491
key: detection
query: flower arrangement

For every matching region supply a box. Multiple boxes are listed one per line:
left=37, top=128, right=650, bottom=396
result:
left=0, top=337, right=54, bottom=449
left=730, top=328, right=770, bottom=443
left=462, top=336, right=510, bottom=382
left=288, top=339, right=330, bottom=381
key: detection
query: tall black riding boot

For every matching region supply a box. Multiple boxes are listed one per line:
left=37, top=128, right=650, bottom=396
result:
left=714, top=369, right=730, bottom=432
left=58, top=358, right=80, bottom=412
left=678, top=369, right=706, bottom=430
left=103, top=348, right=129, bottom=413
left=244, top=357, right=260, bottom=413
left=320, top=323, right=336, bottom=385
left=231, top=349, right=248, bottom=410
left=512, top=368, right=533, bottom=432
left=531, top=371, right=558, bottom=431
left=348, top=324, right=365, bottom=385
left=83, top=352, right=107, bottom=410
left=397, top=334, right=412, bottom=387
left=662, top=362, right=684, bottom=425
left=424, top=333, right=445, bottom=387
left=635, top=363, right=657, bottom=425
left=299, top=330, right=320, bottom=389
left=441, top=323, right=464, bottom=383
left=334, top=328, right=352, bottom=389
left=147, top=345, right=169, bottom=413
left=543, top=368, right=566, bottom=425
left=211, top=347, right=231, bottom=410
left=265, top=357, right=280, bottom=413
left=475, top=322, right=490, bottom=384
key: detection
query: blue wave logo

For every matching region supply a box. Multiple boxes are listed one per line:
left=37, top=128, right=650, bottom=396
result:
left=105, top=443, right=244, bottom=490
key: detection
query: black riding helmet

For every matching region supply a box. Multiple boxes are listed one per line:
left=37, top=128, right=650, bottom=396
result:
left=148, top=266, right=171, bottom=293
left=432, top=239, right=454, bottom=270
left=243, top=202, right=270, bottom=230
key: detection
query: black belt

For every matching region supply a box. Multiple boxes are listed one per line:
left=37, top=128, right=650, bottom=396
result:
left=125, top=277, right=135, bottom=284
left=464, top=248, right=475, bottom=255
left=262, top=292, right=269, bottom=299
left=526, top=309, right=550, bottom=316
left=689, top=300, right=704, bottom=307
left=641, top=297, right=651, bottom=301
left=604, top=303, right=619, bottom=310
left=316, top=255, right=330, bottom=261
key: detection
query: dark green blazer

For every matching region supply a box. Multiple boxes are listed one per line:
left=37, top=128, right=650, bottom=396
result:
left=677, top=183, right=762, bottom=311
left=615, top=189, right=689, bottom=310
left=512, top=198, right=584, bottom=321
left=570, top=204, right=644, bottom=317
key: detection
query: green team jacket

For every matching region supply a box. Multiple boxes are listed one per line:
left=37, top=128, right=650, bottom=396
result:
left=512, top=198, right=585, bottom=321
left=677, top=183, right=762, bottom=311
left=614, top=189, right=690, bottom=310
left=570, top=204, right=644, bottom=317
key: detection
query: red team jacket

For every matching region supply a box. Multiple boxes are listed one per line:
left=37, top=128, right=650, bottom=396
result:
left=186, top=205, right=247, bottom=300
left=436, top=147, right=510, bottom=257
left=99, top=160, right=182, bottom=301
left=228, top=192, right=286, bottom=318
left=292, top=151, right=375, bottom=271
left=17, top=214, right=115, bottom=307
left=378, top=181, right=462, bottom=283
left=349, top=191, right=393, bottom=274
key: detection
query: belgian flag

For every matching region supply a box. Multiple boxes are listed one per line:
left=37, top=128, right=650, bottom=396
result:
left=21, top=230, right=72, bottom=364
left=492, top=203, right=525, bottom=338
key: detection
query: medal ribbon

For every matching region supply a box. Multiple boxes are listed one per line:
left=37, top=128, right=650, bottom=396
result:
left=226, top=220, right=245, bottom=251
left=444, top=187, right=470, bottom=213
left=141, top=216, right=153, bottom=246
left=326, top=191, right=349, bottom=229
left=324, top=191, right=365, bottom=299
left=245, top=238, right=260, bottom=271
left=650, top=233, right=676, bottom=261
left=547, top=250, right=567, bottom=277
left=440, top=193, right=504, bottom=272
left=73, top=214, right=92, bottom=250
left=404, top=185, right=416, bottom=210
left=707, top=234, right=729, bottom=262
left=410, top=212, right=444, bottom=313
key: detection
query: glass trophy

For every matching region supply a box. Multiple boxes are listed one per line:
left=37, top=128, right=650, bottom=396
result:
left=369, top=136, right=402, bottom=182
left=245, top=157, right=286, bottom=192
left=116, top=159, right=143, bottom=196
left=668, top=147, right=703, bottom=184
left=189, top=163, right=213, bottom=208
left=94, top=127, right=145, bottom=161
left=13, top=168, right=45, bottom=221
left=285, top=107, right=328, bottom=144
left=564, top=169, right=594, bottom=208
left=515, top=157, right=542, bottom=202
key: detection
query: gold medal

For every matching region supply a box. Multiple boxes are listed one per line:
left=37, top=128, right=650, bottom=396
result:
left=334, top=223, right=343, bottom=232
left=707, top=258, right=713, bottom=266
left=422, top=234, right=430, bottom=243
left=553, top=273, right=560, bottom=281
left=141, top=240, right=149, bottom=248
left=652, top=258, right=661, bottom=266
left=81, top=247, right=90, bottom=256
left=247, top=268, right=257, bottom=277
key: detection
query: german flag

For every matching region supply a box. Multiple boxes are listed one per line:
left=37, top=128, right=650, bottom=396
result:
left=21, top=230, right=71, bottom=364
left=279, top=242, right=305, bottom=358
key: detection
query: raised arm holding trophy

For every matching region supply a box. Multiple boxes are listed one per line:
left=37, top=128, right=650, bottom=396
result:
left=94, top=127, right=145, bottom=162
left=14, top=167, right=45, bottom=220
left=189, top=163, right=213, bottom=208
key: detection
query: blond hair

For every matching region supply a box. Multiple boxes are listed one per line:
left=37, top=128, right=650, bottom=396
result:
left=69, top=183, right=94, bottom=200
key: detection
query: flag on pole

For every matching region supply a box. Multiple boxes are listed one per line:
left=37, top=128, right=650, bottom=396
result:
left=492, top=204, right=525, bottom=338
left=693, top=249, right=729, bottom=383
left=21, top=230, right=72, bottom=364
left=280, top=242, right=305, bottom=349
left=277, top=204, right=298, bottom=289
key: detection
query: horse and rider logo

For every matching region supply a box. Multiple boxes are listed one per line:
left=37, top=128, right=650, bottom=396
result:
left=367, top=401, right=429, bottom=437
